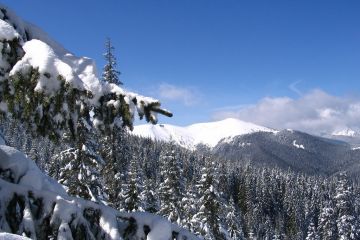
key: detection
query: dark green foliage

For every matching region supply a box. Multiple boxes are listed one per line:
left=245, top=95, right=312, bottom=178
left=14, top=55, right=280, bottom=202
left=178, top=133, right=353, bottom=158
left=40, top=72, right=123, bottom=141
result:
left=4, top=66, right=86, bottom=141
left=5, top=193, right=25, bottom=234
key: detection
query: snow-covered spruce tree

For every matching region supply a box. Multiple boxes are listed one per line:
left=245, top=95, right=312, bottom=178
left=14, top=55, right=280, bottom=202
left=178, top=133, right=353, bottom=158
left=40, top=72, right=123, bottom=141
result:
left=335, top=172, right=359, bottom=240
left=192, top=158, right=225, bottom=239
left=181, top=185, right=198, bottom=232
left=157, top=146, right=185, bottom=224
left=102, top=37, right=122, bottom=85
left=100, top=146, right=123, bottom=207
left=49, top=120, right=106, bottom=203
left=119, top=155, right=142, bottom=212
left=263, top=215, right=275, bottom=240
left=140, top=177, right=160, bottom=213
left=318, top=199, right=337, bottom=240
left=99, top=127, right=131, bottom=208
left=100, top=37, right=129, bottom=206
left=306, top=221, right=320, bottom=240
left=225, top=196, right=245, bottom=240
left=304, top=180, right=321, bottom=234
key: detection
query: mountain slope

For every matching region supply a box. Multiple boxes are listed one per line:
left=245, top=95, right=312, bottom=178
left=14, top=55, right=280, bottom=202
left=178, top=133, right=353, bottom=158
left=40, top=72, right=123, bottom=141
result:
left=133, top=118, right=276, bottom=148
left=135, top=118, right=360, bottom=176
left=213, top=129, right=360, bottom=176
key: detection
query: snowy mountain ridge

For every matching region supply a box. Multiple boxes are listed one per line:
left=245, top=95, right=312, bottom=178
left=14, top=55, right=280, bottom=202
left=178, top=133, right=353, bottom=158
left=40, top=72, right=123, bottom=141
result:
left=332, top=127, right=360, bottom=137
left=133, top=118, right=277, bottom=148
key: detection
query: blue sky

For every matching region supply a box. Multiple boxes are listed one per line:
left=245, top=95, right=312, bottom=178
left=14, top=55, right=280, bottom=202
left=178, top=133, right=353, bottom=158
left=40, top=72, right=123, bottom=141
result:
left=3, top=0, right=360, bottom=132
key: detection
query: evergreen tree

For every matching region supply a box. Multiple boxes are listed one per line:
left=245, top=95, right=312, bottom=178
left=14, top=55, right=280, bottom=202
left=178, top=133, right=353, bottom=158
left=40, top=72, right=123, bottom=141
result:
left=192, top=159, right=224, bottom=239
left=225, top=196, right=245, bottom=239
left=306, top=221, right=319, bottom=240
left=318, top=199, right=337, bottom=240
left=181, top=186, right=198, bottom=232
left=119, top=155, right=142, bottom=212
left=102, top=38, right=122, bottom=85
left=140, top=177, right=159, bottom=213
left=335, top=173, right=358, bottom=240
left=263, top=215, right=274, bottom=240
left=101, top=149, right=122, bottom=208
left=157, top=147, right=184, bottom=224
left=50, top=120, right=105, bottom=203
left=100, top=121, right=132, bottom=208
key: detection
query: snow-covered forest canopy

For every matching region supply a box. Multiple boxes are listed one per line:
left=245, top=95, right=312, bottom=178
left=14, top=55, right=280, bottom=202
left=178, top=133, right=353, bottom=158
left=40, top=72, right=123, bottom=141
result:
left=1, top=3, right=360, bottom=240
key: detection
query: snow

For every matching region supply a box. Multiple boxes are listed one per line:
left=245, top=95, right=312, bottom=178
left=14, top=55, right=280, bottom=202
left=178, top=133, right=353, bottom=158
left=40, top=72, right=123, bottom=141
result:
left=0, top=143, right=199, bottom=239
left=0, top=137, right=67, bottom=194
left=293, top=140, right=305, bottom=149
left=0, top=135, right=198, bottom=239
left=10, top=39, right=84, bottom=95
left=239, top=142, right=251, bottom=147
left=57, top=222, right=74, bottom=240
left=0, top=4, right=29, bottom=41
left=133, top=118, right=277, bottom=148
left=120, top=212, right=173, bottom=240
left=99, top=207, right=122, bottom=239
left=0, top=233, right=31, bottom=240
left=133, top=123, right=195, bottom=149
left=0, top=20, right=20, bottom=41
left=332, top=128, right=360, bottom=137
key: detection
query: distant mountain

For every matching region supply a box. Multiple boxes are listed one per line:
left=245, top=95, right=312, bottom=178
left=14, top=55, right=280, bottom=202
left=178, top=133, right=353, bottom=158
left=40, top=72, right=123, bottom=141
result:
left=213, top=129, right=360, bottom=177
left=134, top=119, right=360, bottom=177
left=132, top=118, right=276, bottom=148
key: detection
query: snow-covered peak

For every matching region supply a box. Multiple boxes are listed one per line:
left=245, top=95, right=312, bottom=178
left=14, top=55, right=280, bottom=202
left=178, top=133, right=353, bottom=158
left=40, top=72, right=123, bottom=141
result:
left=133, top=123, right=195, bottom=148
left=133, top=118, right=277, bottom=148
left=332, top=128, right=360, bottom=137
left=187, top=118, right=276, bottom=147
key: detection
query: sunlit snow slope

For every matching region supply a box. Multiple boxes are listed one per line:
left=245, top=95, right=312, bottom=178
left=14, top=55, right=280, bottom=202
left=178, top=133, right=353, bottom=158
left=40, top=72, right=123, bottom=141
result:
left=133, top=118, right=277, bottom=148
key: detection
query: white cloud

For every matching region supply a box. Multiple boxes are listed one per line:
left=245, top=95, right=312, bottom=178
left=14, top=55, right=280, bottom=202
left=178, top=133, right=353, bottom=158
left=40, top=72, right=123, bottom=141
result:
left=158, top=83, right=200, bottom=106
left=212, top=89, right=360, bottom=136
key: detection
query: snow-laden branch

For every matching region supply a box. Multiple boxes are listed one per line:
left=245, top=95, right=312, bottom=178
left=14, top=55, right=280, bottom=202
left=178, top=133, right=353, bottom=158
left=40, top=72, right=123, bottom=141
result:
left=0, top=5, right=172, bottom=140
